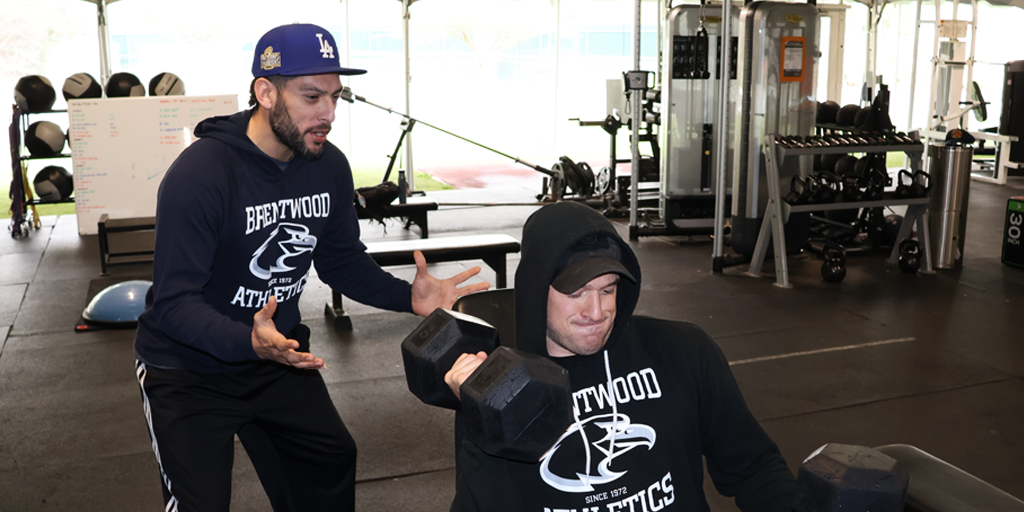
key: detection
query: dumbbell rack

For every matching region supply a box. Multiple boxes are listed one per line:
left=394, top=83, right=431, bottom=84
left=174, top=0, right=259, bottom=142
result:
left=8, top=106, right=74, bottom=238
left=745, top=133, right=933, bottom=288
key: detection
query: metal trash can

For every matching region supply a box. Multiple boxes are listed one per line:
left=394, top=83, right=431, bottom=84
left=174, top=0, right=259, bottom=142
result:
left=927, top=143, right=974, bottom=269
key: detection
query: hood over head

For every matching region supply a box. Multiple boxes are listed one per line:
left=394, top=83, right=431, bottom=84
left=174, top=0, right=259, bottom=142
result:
left=514, top=202, right=641, bottom=358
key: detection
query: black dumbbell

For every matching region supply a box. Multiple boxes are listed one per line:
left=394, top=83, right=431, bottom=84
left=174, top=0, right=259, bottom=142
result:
left=401, top=308, right=573, bottom=462
left=794, top=443, right=909, bottom=512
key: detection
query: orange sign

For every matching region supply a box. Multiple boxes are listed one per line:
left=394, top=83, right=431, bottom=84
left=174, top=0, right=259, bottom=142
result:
left=780, top=36, right=805, bottom=82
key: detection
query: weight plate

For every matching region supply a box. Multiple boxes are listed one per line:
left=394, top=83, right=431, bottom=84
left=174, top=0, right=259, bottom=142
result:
left=577, top=162, right=595, bottom=196
left=562, top=160, right=584, bottom=196
left=596, top=167, right=612, bottom=194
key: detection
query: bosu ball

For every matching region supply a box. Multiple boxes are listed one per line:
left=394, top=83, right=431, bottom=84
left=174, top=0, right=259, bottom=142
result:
left=81, top=280, right=152, bottom=328
left=24, top=121, right=66, bottom=157
left=14, top=75, right=57, bottom=113
left=63, top=72, right=103, bottom=100
left=33, top=165, right=74, bottom=202
left=149, top=72, right=185, bottom=96
left=105, top=72, right=146, bottom=98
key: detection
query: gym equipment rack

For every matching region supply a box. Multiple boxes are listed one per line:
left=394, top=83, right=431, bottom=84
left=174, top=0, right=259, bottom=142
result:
left=746, top=133, right=934, bottom=288
left=8, top=106, right=74, bottom=239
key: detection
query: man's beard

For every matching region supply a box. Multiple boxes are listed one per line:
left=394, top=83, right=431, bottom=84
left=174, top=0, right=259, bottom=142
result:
left=270, top=100, right=327, bottom=162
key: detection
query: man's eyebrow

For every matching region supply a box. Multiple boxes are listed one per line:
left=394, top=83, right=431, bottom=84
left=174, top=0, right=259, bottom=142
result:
left=296, top=85, right=342, bottom=96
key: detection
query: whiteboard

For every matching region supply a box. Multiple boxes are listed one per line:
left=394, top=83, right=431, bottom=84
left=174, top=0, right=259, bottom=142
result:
left=67, top=94, right=239, bottom=235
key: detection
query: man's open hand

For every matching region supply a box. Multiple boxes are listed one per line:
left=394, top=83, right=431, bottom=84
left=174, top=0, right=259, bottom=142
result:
left=252, top=296, right=325, bottom=369
left=411, top=250, right=491, bottom=316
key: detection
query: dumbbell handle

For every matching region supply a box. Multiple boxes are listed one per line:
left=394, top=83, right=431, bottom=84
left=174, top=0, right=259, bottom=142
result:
left=444, top=350, right=491, bottom=401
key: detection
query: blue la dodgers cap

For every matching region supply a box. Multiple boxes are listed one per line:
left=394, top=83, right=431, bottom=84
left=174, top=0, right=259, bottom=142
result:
left=252, top=23, right=366, bottom=78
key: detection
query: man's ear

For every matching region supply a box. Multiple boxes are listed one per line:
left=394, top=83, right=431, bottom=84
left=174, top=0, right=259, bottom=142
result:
left=252, top=78, right=278, bottom=110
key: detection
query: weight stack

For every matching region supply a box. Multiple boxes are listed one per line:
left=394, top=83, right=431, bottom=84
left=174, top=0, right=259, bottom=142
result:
left=999, top=60, right=1024, bottom=163
left=1003, top=196, right=1024, bottom=269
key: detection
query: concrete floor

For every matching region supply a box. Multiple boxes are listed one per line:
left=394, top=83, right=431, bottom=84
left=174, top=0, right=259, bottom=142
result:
left=1, top=174, right=1022, bottom=511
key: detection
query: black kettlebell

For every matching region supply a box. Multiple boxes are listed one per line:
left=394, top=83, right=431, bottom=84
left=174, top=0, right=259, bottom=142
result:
left=898, top=239, right=921, bottom=273
left=910, top=170, right=930, bottom=198
left=894, top=170, right=914, bottom=199
left=841, top=174, right=867, bottom=202
left=866, top=168, right=889, bottom=200
left=811, top=172, right=840, bottom=203
left=821, top=244, right=847, bottom=283
left=786, top=175, right=813, bottom=204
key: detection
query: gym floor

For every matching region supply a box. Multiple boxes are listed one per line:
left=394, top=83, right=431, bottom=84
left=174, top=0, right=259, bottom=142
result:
left=1, top=173, right=1022, bottom=511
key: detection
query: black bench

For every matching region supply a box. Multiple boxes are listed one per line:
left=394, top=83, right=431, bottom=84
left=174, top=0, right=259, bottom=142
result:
left=875, top=444, right=1024, bottom=512
left=356, top=201, right=438, bottom=238
left=325, top=234, right=522, bottom=330
left=97, top=214, right=156, bottom=276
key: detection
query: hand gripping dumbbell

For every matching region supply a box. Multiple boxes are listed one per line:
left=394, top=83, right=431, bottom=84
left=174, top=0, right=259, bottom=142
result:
left=401, top=308, right=573, bottom=462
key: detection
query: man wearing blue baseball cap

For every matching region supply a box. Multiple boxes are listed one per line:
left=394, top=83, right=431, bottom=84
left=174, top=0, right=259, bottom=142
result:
left=133, top=23, right=487, bottom=511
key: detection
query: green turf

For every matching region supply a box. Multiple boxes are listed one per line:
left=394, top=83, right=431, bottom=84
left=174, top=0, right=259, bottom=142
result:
left=2, top=169, right=452, bottom=221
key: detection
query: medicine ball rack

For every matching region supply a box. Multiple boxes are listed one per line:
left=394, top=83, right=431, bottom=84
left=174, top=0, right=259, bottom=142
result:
left=8, top=106, right=75, bottom=239
left=745, top=133, right=934, bottom=288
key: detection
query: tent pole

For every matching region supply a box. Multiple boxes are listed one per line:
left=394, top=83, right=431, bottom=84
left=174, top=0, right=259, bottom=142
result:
left=403, top=0, right=416, bottom=190
left=629, top=0, right=642, bottom=233
left=908, top=0, right=923, bottom=129
left=96, top=0, right=113, bottom=86
left=713, top=0, right=733, bottom=267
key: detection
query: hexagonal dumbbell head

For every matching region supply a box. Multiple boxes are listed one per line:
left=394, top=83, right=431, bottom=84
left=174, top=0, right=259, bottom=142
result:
left=460, top=346, right=573, bottom=462
left=401, top=308, right=499, bottom=410
left=794, top=443, right=910, bottom=512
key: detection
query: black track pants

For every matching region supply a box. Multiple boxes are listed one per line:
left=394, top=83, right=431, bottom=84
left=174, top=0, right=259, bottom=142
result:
left=135, top=360, right=357, bottom=512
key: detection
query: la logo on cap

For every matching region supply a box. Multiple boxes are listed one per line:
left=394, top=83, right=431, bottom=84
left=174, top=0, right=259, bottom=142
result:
left=316, top=33, right=334, bottom=59
left=261, top=46, right=281, bottom=71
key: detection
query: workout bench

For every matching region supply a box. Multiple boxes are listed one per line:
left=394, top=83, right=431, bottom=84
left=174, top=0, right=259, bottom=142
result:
left=875, top=444, right=1024, bottom=512
left=356, top=201, right=438, bottom=238
left=325, top=234, right=522, bottom=330
left=97, top=214, right=156, bottom=276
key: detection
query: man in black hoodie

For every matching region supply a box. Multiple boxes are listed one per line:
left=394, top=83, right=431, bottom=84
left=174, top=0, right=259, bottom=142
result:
left=446, top=201, right=795, bottom=512
left=133, top=24, right=486, bottom=511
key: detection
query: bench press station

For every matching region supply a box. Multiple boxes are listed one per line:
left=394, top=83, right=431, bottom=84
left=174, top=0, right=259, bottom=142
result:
left=324, top=233, right=522, bottom=330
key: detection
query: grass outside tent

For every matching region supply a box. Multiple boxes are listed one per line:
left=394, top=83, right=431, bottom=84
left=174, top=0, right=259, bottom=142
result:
left=1, top=167, right=452, bottom=221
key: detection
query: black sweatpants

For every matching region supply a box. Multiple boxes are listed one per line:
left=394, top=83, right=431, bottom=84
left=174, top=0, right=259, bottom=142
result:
left=135, top=356, right=356, bottom=512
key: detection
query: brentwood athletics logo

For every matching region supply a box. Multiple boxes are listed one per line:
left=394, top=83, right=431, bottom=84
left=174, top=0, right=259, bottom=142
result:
left=248, top=223, right=317, bottom=280
left=539, top=413, right=656, bottom=492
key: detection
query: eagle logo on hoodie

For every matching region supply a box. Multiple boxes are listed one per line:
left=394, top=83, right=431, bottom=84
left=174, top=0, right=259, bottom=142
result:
left=539, top=413, right=656, bottom=492
left=248, top=222, right=318, bottom=280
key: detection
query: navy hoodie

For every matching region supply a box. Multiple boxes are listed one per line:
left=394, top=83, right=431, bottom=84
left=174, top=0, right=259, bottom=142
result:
left=452, top=202, right=794, bottom=512
left=134, top=109, right=412, bottom=373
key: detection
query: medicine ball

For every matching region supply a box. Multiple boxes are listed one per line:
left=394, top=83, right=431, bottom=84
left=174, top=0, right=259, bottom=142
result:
left=33, top=165, right=74, bottom=202
left=836, top=104, right=861, bottom=127
left=24, top=121, right=66, bottom=157
left=834, top=155, right=859, bottom=177
left=821, top=153, right=847, bottom=173
left=62, top=73, right=103, bottom=101
left=14, top=75, right=56, bottom=113
left=854, top=108, right=870, bottom=129
left=149, top=72, right=185, bottom=96
left=105, top=72, right=145, bottom=98
left=816, top=100, right=840, bottom=124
